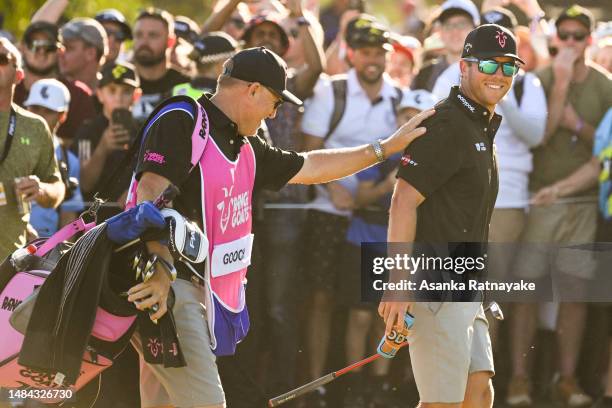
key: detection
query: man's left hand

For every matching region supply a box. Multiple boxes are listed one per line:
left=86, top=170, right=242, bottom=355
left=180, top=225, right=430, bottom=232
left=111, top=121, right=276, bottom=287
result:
left=15, top=175, right=43, bottom=202
left=381, top=109, right=435, bottom=157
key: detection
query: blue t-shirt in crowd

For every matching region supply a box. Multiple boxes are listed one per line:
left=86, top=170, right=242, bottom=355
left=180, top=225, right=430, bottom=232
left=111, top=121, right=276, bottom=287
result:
left=30, top=142, right=84, bottom=237
left=346, top=155, right=399, bottom=245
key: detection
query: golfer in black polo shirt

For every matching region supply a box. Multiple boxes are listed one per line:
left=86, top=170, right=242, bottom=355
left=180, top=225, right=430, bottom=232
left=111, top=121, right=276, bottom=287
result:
left=379, top=24, right=524, bottom=407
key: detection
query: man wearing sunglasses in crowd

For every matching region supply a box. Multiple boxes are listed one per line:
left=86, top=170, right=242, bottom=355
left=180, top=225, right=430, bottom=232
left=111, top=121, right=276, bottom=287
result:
left=510, top=5, right=612, bottom=407
left=15, top=21, right=96, bottom=145
left=379, top=24, right=524, bottom=408
left=95, top=9, right=132, bottom=68
left=0, top=38, right=65, bottom=260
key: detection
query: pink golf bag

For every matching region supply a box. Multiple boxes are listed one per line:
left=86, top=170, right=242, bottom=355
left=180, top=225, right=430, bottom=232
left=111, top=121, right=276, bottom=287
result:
left=0, top=217, right=136, bottom=403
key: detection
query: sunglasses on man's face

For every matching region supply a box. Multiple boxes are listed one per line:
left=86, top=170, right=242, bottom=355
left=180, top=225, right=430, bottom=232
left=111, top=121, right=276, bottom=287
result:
left=0, top=53, right=15, bottom=67
left=464, top=58, right=519, bottom=77
left=557, top=31, right=588, bottom=42
left=265, top=86, right=284, bottom=110
left=105, top=29, right=128, bottom=42
left=27, top=40, right=59, bottom=54
left=247, top=83, right=284, bottom=110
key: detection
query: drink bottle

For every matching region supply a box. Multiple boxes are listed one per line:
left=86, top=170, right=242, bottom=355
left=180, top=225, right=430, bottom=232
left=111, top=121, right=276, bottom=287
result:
left=377, top=313, right=414, bottom=358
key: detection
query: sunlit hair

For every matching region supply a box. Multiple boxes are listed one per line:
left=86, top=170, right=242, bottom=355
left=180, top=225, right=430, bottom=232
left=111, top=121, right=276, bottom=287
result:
left=0, top=38, right=23, bottom=70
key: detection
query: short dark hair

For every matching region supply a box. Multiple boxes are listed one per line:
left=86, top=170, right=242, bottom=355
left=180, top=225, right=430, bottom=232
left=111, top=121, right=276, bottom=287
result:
left=136, top=7, right=174, bottom=34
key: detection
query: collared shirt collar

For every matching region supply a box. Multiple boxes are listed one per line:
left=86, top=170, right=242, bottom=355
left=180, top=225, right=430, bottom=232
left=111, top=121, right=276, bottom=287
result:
left=198, top=93, right=241, bottom=140
left=449, top=86, right=502, bottom=139
left=347, top=69, right=398, bottom=101
left=449, top=86, right=499, bottom=121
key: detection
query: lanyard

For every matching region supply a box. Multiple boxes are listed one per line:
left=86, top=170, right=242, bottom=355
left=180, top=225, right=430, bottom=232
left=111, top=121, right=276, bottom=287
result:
left=0, top=107, right=16, bottom=165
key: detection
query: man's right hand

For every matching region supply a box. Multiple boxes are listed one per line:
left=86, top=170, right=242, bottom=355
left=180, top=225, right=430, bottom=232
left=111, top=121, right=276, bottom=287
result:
left=552, top=48, right=578, bottom=84
left=100, top=124, right=131, bottom=153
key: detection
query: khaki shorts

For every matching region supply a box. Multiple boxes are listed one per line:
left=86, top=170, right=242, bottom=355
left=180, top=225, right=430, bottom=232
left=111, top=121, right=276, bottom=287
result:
left=514, top=203, right=597, bottom=280
left=131, top=279, right=225, bottom=407
left=487, top=208, right=527, bottom=280
left=408, top=302, right=494, bottom=404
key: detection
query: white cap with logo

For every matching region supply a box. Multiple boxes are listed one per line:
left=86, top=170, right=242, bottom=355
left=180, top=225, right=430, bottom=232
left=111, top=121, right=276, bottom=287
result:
left=399, top=89, right=438, bottom=112
left=24, top=79, right=71, bottom=112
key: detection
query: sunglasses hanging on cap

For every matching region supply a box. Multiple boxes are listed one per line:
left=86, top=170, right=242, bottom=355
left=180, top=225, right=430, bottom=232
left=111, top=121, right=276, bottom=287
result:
left=463, top=58, right=519, bottom=77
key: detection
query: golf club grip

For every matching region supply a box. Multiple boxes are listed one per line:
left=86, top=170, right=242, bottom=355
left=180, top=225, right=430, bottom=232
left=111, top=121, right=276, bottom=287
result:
left=268, top=373, right=336, bottom=407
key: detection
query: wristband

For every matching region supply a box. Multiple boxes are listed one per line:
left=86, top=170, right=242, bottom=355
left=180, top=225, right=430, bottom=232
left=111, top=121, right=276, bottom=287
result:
left=371, top=139, right=385, bottom=163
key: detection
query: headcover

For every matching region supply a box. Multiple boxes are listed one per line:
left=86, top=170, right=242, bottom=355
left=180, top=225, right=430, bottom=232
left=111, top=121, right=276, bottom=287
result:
left=162, top=209, right=208, bottom=264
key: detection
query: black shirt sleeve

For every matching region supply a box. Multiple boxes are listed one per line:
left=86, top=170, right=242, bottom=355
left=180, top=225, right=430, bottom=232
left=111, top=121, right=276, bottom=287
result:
left=249, top=134, right=305, bottom=192
left=135, top=110, right=194, bottom=186
left=396, top=117, right=465, bottom=198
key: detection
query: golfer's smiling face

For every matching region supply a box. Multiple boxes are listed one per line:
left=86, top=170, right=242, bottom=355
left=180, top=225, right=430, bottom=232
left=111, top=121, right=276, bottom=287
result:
left=461, top=56, right=515, bottom=111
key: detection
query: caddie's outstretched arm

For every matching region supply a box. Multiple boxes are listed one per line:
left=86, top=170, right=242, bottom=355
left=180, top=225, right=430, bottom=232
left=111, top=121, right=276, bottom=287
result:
left=289, top=109, right=434, bottom=185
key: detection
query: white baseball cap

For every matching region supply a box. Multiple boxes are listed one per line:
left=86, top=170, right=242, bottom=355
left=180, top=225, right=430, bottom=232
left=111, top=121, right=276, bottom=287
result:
left=24, top=79, right=70, bottom=112
left=399, top=89, right=438, bottom=112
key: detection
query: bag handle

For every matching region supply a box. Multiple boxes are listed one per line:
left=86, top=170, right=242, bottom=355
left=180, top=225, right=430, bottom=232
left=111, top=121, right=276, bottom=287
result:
left=35, top=218, right=96, bottom=257
left=35, top=198, right=103, bottom=257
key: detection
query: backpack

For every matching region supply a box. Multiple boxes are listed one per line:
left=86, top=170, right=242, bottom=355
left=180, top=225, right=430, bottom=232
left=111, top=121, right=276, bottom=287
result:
left=513, top=72, right=526, bottom=107
left=323, top=76, right=403, bottom=142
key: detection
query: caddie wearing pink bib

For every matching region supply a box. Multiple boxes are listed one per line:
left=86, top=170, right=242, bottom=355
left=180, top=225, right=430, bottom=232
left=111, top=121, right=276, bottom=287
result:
left=126, top=46, right=434, bottom=408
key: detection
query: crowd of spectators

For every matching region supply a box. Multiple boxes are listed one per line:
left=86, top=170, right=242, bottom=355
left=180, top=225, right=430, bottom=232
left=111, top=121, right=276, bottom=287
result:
left=0, top=0, right=611, bottom=407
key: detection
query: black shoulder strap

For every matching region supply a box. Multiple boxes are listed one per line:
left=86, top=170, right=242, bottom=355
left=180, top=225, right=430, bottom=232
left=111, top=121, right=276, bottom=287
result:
left=96, top=95, right=200, bottom=201
left=324, top=78, right=347, bottom=142
left=0, top=107, right=17, bottom=165
left=391, top=86, right=403, bottom=116
left=58, top=144, right=70, bottom=185
left=514, top=73, right=526, bottom=107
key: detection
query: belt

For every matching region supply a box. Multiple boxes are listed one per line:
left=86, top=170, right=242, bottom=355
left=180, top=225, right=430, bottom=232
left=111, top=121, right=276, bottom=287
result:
left=177, top=265, right=205, bottom=286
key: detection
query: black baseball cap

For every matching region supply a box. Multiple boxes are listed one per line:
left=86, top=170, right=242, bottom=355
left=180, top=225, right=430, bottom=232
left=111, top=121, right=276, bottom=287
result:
left=95, top=9, right=132, bottom=40
left=174, top=16, right=201, bottom=44
left=190, top=32, right=239, bottom=63
left=241, top=14, right=289, bottom=56
left=461, top=24, right=525, bottom=64
left=99, top=61, right=140, bottom=88
left=222, top=47, right=302, bottom=106
left=481, top=7, right=518, bottom=30
left=556, top=5, right=594, bottom=32
left=23, top=21, right=60, bottom=46
left=345, top=15, right=392, bottom=51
